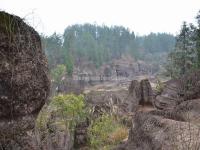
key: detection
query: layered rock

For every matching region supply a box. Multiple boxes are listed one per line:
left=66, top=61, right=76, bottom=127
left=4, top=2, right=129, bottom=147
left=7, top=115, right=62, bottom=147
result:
left=116, top=71, right=200, bottom=150
left=0, top=11, right=50, bottom=149
left=116, top=112, right=200, bottom=150
left=154, top=79, right=181, bottom=110
left=126, top=79, right=153, bottom=112
left=155, top=71, right=200, bottom=110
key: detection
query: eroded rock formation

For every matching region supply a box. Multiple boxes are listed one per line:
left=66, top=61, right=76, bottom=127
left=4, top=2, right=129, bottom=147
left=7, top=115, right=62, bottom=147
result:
left=126, top=79, right=153, bottom=111
left=155, top=71, right=200, bottom=110
left=115, top=71, right=200, bottom=150
left=116, top=112, right=200, bottom=150
left=0, top=11, right=50, bottom=149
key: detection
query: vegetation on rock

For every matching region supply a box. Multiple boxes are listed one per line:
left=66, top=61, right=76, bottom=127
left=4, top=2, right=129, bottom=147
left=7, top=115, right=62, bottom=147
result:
left=88, top=114, right=128, bottom=149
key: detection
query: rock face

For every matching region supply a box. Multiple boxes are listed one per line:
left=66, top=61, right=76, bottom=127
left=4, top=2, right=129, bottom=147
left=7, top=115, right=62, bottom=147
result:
left=140, top=79, right=153, bottom=105
left=154, top=79, right=181, bottom=110
left=126, top=80, right=141, bottom=111
left=126, top=79, right=153, bottom=111
left=72, top=55, right=158, bottom=85
left=35, top=111, right=73, bottom=150
left=0, top=11, right=50, bottom=149
left=117, top=112, right=200, bottom=150
left=155, top=71, right=200, bottom=110
left=116, top=71, right=200, bottom=150
left=115, top=100, right=200, bottom=150
left=74, top=119, right=89, bottom=149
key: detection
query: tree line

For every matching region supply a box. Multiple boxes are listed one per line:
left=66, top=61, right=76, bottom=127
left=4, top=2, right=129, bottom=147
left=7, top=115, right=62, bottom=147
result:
left=166, top=10, right=200, bottom=78
left=41, top=24, right=175, bottom=76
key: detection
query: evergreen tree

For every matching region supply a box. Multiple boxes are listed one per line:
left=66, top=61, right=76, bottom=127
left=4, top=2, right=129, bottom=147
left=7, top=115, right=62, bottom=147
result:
left=41, top=33, right=62, bottom=68
left=42, top=24, right=175, bottom=75
left=167, top=22, right=196, bottom=77
left=196, top=11, right=200, bottom=67
left=63, top=29, right=75, bottom=76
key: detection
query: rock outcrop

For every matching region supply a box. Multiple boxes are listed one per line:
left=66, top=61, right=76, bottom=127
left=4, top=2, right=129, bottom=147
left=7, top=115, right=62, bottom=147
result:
left=35, top=110, right=73, bottom=150
left=140, top=79, right=153, bottom=105
left=155, top=71, right=200, bottom=110
left=116, top=112, right=200, bottom=150
left=154, top=79, right=181, bottom=110
left=0, top=11, right=50, bottom=149
left=72, top=55, right=158, bottom=84
left=74, top=119, right=89, bottom=149
left=116, top=71, right=200, bottom=150
left=126, top=79, right=153, bottom=111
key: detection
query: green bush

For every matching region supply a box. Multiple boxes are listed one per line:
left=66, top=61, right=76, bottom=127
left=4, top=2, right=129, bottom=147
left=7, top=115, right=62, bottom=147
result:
left=88, top=114, right=128, bottom=149
left=36, top=94, right=129, bottom=149
left=51, top=94, right=86, bottom=131
left=35, top=94, right=87, bottom=148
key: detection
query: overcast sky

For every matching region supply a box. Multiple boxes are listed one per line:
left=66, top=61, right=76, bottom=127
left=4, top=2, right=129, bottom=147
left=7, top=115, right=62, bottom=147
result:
left=1, top=0, right=200, bottom=36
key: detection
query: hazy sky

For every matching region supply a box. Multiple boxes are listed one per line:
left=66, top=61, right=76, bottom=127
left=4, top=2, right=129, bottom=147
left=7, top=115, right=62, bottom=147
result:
left=1, top=0, right=200, bottom=36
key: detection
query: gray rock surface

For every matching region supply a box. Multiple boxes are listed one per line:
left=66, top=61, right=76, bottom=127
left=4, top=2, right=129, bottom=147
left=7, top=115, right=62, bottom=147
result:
left=0, top=11, right=50, bottom=149
left=115, top=72, right=200, bottom=150
left=115, top=112, right=200, bottom=150
left=126, top=79, right=153, bottom=112
left=155, top=71, right=200, bottom=110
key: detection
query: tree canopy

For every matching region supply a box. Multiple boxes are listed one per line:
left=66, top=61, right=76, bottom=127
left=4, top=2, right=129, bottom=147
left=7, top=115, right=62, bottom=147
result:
left=42, top=24, right=175, bottom=75
left=166, top=11, right=200, bottom=78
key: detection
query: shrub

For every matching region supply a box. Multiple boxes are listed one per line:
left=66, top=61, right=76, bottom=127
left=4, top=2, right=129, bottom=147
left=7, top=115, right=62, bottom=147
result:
left=51, top=94, right=86, bottom=131
left=88, top=114, right=128, bottom=149
left=155, top=78, right=165, bottom=94
left=36, top=94, right=87, bottom=134
left=35, top=94, right=87, bottom=149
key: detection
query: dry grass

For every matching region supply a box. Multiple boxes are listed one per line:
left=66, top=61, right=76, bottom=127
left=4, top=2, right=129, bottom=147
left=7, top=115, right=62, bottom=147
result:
left=109, top=127, right=129, bottom=144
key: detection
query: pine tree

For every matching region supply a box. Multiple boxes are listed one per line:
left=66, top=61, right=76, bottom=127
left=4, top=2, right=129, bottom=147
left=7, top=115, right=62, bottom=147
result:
left=167, top=22, right=196, bottom=77
left=196, top=11, right=200, bottom=67
left=41, top=33, right=63, bottom=68
left=63, top=30, right=75, bottom=76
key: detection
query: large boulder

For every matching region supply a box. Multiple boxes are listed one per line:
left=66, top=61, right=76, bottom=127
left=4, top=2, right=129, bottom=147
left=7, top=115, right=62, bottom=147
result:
left=116, top=112, right=200, bottom=150
left=154, top=79, right=181, bottom=110
left=155, top=70, right=200, bottom=110
left=0, top=11, right=50, bottom=149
